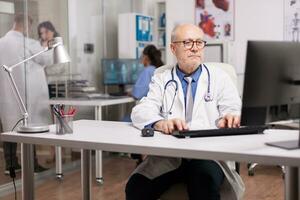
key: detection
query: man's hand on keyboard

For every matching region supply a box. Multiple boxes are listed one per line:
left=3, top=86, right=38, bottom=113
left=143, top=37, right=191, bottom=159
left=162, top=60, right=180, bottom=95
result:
left=217, top=114, right=240, bottom=128
left=154, top=118, right=188, bottom=135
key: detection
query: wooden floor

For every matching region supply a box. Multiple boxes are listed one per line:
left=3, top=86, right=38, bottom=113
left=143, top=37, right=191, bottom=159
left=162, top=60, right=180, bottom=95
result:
left=0, top=147, right=72, bottom=186
left=1, top=154, right=284, bottom=200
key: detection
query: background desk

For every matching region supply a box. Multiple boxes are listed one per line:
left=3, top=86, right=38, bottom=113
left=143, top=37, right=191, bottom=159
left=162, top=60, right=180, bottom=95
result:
left=49, top=97, right=135, bottom=183
left=2, top=120, right=300, bottom=200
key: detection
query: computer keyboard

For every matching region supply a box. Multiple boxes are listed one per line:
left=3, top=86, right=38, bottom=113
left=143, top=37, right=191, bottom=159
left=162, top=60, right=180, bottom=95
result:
left=172, top=125, right=269, bottom=138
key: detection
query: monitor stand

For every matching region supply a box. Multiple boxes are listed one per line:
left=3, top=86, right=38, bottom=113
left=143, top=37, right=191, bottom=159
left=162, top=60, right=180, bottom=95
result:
left=109, top=84, right=127, bottom=96
left=266, top=118, right=300, bottom=150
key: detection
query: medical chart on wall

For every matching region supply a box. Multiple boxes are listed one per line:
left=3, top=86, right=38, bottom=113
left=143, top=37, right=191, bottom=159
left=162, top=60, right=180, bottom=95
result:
left=284, top=0, right=300, bottom=42
left=195, top=0, right=234, bottom=40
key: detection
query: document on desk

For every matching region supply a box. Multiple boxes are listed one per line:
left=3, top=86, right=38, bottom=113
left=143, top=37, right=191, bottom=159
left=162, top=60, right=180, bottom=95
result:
left=52, top=94, right=128, bottom=100
left=268, top=119, right=299, bottom=130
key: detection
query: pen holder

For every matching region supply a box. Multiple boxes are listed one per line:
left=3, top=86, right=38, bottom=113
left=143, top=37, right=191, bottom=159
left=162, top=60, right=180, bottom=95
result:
left=56, top=114, right=73, bottom=135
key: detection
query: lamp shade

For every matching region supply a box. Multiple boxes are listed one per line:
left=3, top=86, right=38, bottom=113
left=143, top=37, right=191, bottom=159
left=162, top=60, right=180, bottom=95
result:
left=49, top=37, right=71, bottom=64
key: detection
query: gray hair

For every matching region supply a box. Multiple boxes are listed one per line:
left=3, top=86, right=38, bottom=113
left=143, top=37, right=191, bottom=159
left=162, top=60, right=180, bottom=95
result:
left=171, top=24, right=203, bottom=42
left=171, top=25, right=180, bottom=42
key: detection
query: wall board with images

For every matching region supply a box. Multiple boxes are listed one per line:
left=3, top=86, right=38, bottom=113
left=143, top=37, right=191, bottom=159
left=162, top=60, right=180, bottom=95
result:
left=284, top=0, right=300, bottom=42
left=195, top=0, right=234, bottom=40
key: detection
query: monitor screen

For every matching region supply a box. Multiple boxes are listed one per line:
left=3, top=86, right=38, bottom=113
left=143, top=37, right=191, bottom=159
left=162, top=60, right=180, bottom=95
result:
left=102, top=59, right=144, bottom=85
left=241, top=41, right=300, bottom=125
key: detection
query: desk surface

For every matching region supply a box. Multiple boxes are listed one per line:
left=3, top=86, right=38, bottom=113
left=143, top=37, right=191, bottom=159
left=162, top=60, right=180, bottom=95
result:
left=49, top=97, right=135, bottom=106
left=1, top=120, right=300, bottom=167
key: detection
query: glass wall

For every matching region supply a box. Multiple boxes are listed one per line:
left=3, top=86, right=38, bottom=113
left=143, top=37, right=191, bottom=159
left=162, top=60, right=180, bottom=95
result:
left=0, top=1, right=32, bottom=187
left=0, top=0, right=69, bottom=188
left=0, top=0, right=137, bottom=194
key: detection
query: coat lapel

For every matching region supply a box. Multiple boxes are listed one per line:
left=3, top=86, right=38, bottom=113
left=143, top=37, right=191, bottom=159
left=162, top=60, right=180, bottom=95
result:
left=193, top=64, right=209, bottom=115
left=172, top=67, right=185, bottom=115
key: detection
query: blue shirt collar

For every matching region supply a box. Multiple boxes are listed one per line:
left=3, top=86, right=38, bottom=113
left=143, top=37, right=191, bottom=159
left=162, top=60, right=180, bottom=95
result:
left=176, top=64, right=202, bottom=83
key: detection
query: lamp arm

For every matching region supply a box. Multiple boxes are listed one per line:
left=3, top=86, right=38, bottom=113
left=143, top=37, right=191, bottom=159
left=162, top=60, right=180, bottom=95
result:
left=1, top=47, right=50, bottom=126
left=9, top=47, right=49, bottom=71
left=2, top=64, right=29, bottom=125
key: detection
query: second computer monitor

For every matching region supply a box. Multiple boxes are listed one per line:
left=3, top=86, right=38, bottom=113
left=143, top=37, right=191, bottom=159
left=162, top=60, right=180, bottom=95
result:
left=242, top=41, right=300, bottom=125
left=102, top=58, right=144, bottom=85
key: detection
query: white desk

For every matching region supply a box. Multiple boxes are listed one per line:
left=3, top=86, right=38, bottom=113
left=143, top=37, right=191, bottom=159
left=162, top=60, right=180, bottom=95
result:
left=49, top=97, right=135, bottom=183
left=2, top=120, right=300, bottom=200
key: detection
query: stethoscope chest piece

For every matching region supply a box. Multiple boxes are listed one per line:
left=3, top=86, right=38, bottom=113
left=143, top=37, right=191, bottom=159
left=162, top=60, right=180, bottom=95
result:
left=204, top=92, right=213, bottom=102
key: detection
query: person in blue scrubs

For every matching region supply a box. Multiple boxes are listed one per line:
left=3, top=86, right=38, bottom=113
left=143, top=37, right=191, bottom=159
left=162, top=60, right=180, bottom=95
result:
left=130, top=45, right=164, bottom=100
left=127, top=45, right=164, bottom=165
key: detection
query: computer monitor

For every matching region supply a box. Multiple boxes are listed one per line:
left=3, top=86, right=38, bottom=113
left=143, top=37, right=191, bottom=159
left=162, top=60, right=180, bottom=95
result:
left=102, top=58, right=144, bottom=85
left=241, top=40, right=300, bottom=149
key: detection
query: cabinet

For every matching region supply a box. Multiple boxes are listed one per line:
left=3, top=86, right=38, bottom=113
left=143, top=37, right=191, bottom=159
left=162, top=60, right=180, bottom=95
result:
left=118, top=13, right=154, bottom=59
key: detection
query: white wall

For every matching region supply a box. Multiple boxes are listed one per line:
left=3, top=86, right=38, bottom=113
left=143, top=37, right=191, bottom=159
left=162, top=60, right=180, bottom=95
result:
left=233, top=0, right=284, bottom=73
left=146, top=0, right=285, bottom=93
left=165, top=0, right=195, bottom=65
left=67, top=0, right=285, bottom=94
left=68, top=0, right=104, bottom=89
left=68, top=0, right=133, bottom=91
left=232, top=0, right=284, bottom=92
left=67, top=0, right=134, bottom=120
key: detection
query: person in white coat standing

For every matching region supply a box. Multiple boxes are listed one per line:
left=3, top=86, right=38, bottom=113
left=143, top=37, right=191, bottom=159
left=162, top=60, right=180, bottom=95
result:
left=126, top=24, right=244, bottom=200
left=0, top=14, right=52, bottom=174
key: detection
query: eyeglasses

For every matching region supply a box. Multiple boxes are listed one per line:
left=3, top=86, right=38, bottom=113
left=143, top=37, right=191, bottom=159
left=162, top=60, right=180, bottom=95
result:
left=172, top=39, right=207, bottom=50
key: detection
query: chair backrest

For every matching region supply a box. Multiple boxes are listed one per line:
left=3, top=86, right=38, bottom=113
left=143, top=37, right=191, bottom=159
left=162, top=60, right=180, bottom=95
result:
left=203, top=62, right=238, bottom=87
left=154, top=62, right=238, bottom=87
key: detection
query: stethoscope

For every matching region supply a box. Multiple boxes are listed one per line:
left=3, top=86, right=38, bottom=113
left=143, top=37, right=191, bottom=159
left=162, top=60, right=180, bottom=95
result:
left=160, top=64, right=213, bottom=119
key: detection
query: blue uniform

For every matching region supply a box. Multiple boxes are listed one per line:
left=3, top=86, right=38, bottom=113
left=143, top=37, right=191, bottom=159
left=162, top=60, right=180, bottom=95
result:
left=123, top=65, right=156, bottom=122
left=132, top=65, right=156, bottom=100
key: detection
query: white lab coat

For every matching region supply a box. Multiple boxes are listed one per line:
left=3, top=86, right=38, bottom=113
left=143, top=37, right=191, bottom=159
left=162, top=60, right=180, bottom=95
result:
left=0, top=30, right=52, bottom=131
left=131, top=64, right=245, bottom=200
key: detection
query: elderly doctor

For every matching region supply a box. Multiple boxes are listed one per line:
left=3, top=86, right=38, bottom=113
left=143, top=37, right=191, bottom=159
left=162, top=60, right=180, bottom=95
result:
left=126, top=24, right=244, bottom=200
left=0, top=14, right=52, bottom=173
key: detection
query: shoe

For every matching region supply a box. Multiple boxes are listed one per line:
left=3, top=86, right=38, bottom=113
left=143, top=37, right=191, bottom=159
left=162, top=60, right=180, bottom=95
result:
left=34, top=165, right=49, bottom=173
left=4, top=163, right=21, bottom=175
left=136, top=159, right=143, bottom=167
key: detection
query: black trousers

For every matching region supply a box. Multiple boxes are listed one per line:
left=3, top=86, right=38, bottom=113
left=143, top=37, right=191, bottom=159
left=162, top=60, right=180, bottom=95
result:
left=3, top=142, right=38, bottom=167
left=125, top=159, right=224, bottom=200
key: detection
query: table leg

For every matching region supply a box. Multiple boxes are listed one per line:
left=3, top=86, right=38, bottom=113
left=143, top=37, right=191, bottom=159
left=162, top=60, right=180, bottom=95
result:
left=54, top=113, right=63, bottom=180
left=21, top=143, right=34, bottom=200
left=284, top=166, right=299, bottom=200
left=95, top=150, right=103, bottom=184
left=298, top=168, right=300, bottom=200
left=95, top=106, right=104, bottom=184
left=81, top=149, right=92, bottom=200
left=55, top=146, right=63, bottom=180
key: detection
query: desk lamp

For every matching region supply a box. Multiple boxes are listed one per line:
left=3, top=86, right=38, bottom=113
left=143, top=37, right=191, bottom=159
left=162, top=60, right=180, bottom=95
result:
left=1, top=37, right=70, bottom=133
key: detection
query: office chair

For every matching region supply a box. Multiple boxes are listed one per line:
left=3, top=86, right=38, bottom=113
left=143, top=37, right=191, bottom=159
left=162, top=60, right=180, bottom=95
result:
left=155, top=62, right=240, bottom=200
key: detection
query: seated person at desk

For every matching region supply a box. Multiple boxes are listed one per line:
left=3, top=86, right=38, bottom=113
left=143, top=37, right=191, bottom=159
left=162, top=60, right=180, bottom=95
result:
left=129, top=44, right=164, bottom=100
left=126, top=24, right=244, bottom=200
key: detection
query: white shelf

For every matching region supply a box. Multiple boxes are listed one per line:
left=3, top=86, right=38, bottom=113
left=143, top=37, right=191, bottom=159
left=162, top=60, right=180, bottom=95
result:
left=155, top=0, right=166, bottom=64
left=137, top=41, right=154, bottom=44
